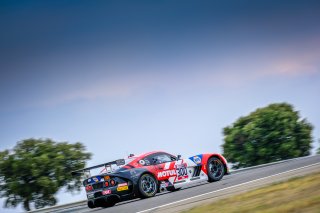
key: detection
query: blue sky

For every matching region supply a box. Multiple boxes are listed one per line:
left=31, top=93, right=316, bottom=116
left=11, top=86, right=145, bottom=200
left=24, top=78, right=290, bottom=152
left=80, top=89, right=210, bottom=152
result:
left=1, top=0, right=320, bottom=211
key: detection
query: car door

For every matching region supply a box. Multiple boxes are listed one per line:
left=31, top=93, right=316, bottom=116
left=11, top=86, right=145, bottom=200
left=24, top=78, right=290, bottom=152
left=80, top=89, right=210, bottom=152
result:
left=150, top=153, right=176, bottom=181
left=172, top=156, right=189, bottom=183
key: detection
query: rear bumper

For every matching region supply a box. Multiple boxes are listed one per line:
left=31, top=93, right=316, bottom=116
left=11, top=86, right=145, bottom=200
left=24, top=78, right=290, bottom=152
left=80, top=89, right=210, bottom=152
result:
left=89, top=194, right=121, bottom=207
left=87, top=190, right=135, bottom=207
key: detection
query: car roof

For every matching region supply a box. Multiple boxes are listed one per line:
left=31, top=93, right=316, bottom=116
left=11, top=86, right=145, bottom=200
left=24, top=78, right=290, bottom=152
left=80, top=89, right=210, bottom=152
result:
left=133, top=150, right=169, bottom=159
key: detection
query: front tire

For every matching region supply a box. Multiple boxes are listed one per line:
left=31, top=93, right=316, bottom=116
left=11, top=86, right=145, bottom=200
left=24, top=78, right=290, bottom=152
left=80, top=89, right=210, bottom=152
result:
left=207, top=157, right=225, bottom=182
left=138, top=174, right=158, bottom=198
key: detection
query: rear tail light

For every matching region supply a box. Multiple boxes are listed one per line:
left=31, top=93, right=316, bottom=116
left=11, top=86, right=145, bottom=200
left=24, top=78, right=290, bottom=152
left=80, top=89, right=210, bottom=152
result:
left=85, top=185, right=93, bottom=192
left=110, top=179, right=116, bottom=186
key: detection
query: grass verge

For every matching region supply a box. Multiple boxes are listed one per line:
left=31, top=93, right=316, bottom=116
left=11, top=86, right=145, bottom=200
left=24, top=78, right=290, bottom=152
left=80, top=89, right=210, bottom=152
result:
left=184, top=172, right=320, bottom=213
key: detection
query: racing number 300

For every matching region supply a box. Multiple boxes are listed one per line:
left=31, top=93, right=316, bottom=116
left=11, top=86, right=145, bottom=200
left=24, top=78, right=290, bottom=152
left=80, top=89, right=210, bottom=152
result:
left=177, top=167, right=187, bottom=177
left=176, top=164, right=188, bottom=180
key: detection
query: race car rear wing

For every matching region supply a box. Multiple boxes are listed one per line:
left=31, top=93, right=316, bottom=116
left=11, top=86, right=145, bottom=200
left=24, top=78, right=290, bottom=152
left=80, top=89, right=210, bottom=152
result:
left=71, top=159, right=126, bottom=178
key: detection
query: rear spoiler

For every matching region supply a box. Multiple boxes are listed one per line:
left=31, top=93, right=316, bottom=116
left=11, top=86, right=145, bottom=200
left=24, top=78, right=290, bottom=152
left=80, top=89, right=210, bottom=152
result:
left=71, top=159, right=126, bottom=177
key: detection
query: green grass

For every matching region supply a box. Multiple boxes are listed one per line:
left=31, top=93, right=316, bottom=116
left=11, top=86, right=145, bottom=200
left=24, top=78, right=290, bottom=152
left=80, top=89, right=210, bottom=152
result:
left=184, top=172, right=320, bottom=213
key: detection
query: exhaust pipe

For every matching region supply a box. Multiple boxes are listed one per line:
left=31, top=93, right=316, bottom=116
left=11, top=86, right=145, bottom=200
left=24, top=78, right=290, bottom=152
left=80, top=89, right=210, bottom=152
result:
left=160, top=186, right=166, bottom=192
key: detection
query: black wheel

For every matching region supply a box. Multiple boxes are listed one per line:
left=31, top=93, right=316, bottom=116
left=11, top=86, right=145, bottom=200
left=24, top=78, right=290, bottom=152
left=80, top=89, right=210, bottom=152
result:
left=87, top=201, right=95, bottom=209
left=207, top=157, right=225, bottom=182
left=138, top=173, right=158, bottom=198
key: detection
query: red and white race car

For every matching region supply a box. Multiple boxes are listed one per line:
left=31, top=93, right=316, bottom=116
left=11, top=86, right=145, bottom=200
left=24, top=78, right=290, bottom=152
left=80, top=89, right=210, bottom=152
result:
left=72, top=151, right=229, bottom=208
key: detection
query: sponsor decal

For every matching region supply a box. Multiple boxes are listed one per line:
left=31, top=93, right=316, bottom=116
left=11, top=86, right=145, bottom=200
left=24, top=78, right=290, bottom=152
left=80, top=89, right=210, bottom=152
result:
left=139, top=160, right=145, bottom=165
left=102, top=189, right=111, bottom=195
left=175, top=163, right=188, bottom=180
left=118, top=183, right=128, bottom=187
left=117, top=182, right=129, bottom=191
left=87, top=193, right=94, bottom=199
left=193, top=156, right=201, bottom=164
left=157, top=170, right=176, bottom=178
left=190, top=155, right=202, bottom=164
left=158, top=163, right=189, bottom=181
left=130, top=169, right=138, bottom=178
left=87, top=176, right=102, bottom=184
left=117, top=185, right=129, bottom=191
left=160, top=181, right=166, bottom=188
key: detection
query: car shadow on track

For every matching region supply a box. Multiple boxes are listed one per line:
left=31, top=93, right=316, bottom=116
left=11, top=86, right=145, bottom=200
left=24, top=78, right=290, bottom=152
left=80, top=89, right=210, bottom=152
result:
left=87, top=177, right=231, bottom=212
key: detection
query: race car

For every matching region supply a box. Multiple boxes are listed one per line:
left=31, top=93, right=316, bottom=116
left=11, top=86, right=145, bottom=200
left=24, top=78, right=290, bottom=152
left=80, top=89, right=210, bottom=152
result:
left=71, top=151, right=229, bottom=208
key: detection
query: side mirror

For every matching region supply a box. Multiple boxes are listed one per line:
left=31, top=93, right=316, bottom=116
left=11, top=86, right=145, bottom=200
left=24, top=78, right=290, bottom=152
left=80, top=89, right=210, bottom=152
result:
left=177, top=155, right=181, bottom=160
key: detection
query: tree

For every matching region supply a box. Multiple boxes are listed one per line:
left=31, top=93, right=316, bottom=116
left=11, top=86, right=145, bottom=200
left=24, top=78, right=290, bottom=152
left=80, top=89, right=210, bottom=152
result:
left=222, top=103, right=313, bottom=169
left=0, top=138, right=92, bottom=211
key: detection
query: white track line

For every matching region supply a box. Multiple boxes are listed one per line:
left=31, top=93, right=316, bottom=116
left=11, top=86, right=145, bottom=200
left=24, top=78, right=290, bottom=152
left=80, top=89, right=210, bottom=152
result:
left=137, top=162, right=320, bottom=213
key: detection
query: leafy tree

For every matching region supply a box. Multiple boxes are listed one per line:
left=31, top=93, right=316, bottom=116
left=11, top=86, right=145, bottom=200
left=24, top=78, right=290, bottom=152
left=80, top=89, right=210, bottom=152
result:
left=317, top=139, right=320, bottom=154
left=222, top=103, right=313, bottom=169
left=0, top=138, right=92, bottom=211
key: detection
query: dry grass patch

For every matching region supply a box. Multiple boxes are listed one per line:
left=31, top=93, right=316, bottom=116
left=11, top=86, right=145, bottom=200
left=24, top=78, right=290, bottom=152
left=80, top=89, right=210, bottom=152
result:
left=184, top=172, right=320, bottom=213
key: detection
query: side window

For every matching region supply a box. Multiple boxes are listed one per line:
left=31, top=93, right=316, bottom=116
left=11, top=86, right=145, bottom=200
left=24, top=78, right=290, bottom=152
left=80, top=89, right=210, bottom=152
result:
left=152, top=153, right=173, bottom=165
left=143, top=155, right=154, bottom=166
left=143, top=158, right=151, bottom=166
left=138, top=158, right=151, bottom=166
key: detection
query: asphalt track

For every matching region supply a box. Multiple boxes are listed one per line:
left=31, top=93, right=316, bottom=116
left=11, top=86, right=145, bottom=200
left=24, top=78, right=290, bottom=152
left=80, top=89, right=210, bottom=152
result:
left=43, top=155, right=320, bottom=213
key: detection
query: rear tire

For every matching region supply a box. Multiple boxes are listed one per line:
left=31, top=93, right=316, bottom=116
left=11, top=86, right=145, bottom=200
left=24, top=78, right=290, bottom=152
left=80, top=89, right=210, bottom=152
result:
left=138, top=174, right=158, bottom=198
left=87, top=201, right=95, bottom=209
left=207, top=157, right=225, bottom=182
